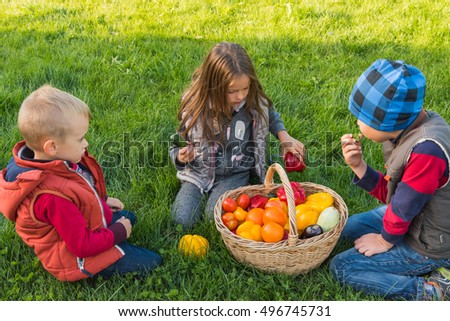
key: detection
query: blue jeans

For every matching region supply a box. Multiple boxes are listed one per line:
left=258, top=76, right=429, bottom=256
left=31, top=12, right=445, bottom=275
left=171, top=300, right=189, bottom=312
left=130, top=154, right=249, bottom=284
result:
left=171, top=171, right=250, bottom=228
left=329, top=205, right=450, bottom=300
left=97, top=210, right=162, bottom=278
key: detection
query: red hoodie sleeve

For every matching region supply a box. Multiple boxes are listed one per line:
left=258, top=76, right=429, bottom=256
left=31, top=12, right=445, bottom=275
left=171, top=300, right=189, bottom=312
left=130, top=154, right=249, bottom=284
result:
left=33, top=194, right=127, bottom=258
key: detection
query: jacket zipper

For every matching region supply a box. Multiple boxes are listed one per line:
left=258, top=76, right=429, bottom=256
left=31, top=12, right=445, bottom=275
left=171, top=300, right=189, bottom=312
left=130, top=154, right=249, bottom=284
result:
left=64, top=162, right=106, bottom=227
left=63, top=162, right=125, bottom=275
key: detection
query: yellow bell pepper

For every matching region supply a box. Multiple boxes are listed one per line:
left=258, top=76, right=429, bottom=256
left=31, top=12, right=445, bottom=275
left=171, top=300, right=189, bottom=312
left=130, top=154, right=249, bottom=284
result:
left=236, top=221, right=262, bottom=241
left=295, top=204, right=320, bottom=232
left=178, top=234, right=209, bottom=258
left=305, top=192, right=334, bottom=213
left=233, top=206, right=248, bottom=222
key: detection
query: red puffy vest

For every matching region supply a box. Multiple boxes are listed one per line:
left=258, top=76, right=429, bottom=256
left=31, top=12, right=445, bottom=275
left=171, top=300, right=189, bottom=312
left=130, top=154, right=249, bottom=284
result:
left=0, top=141, right=124, bottom=281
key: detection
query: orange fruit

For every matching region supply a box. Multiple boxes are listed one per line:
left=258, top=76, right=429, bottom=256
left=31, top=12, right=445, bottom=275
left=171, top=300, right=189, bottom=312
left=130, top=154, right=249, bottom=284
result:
left=262, top=207, right=288, bottom=227
left=245, top=208, right=264, bottom=225
left=261, top=222, right=284, bottom=243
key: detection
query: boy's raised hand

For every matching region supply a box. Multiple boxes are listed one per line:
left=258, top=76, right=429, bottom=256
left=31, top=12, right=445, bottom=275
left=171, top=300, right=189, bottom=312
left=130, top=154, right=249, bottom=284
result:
left=117, top=216, right=132, bottom=238
left=341, top=133, right=367, bottom=178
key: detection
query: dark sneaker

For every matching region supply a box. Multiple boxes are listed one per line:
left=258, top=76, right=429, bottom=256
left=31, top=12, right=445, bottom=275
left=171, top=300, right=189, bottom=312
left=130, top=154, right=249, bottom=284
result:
left=428, top=267, right=450, bottom=300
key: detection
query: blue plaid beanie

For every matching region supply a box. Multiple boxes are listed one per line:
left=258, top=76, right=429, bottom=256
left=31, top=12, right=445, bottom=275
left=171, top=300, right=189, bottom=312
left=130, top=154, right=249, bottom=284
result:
left=348, top=59, right=426, bottom=131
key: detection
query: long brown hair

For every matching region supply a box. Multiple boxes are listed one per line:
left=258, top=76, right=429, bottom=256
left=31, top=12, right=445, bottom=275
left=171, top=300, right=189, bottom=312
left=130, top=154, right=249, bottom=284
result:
left=178, top=42, right=271, bottom=142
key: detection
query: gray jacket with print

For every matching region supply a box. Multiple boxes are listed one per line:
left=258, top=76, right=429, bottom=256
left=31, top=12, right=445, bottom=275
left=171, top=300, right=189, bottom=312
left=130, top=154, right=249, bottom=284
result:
left=169, top=102, right=287, bottom=193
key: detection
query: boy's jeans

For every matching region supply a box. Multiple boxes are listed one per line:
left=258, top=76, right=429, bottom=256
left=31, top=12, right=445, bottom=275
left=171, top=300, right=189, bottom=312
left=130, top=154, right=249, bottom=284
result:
left=329, top=205, right=450, bottom=300
left=97, top=210, right=162, bottom=278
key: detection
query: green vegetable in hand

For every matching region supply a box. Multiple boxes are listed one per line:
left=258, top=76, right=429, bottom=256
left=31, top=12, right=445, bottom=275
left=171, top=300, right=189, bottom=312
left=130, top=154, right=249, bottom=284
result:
left=170, top=133, right=188, bottom=148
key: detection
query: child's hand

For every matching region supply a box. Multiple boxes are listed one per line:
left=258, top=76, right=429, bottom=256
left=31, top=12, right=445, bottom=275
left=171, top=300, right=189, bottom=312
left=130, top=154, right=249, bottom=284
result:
left=117, top=216, right=132, bottom=238
left=278, top=131, right=306, bottom=162
left=341, top=133, right=367, bottom=178
left=177, top=144, right=196, bottom=164
left=354, top=233, right=393, bottom=257
left=106, top=197, right=124, bottom=212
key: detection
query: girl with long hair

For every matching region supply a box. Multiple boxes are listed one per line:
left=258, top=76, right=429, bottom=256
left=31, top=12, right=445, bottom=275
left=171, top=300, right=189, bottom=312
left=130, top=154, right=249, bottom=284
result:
left=169, top=42, right=305, bottom=228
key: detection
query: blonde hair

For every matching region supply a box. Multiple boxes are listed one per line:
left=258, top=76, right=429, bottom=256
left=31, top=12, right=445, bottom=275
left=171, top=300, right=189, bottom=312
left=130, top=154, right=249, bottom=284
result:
left=178, top=42, right=270, bottom=142
left=18, top=85, right=91, bottom=152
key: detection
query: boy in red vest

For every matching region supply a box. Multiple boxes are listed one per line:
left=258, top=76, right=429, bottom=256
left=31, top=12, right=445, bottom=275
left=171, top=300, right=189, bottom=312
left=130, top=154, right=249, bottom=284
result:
left=0, top=85, right=162, bottom=281
left=330, top=59, right=450, bottom=300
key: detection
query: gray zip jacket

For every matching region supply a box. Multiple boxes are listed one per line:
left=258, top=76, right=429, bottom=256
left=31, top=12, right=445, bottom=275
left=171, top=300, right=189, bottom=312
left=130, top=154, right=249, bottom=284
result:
left=383, top=111, right=450, bottom=259
left=169, top=101, right=286, bottom=193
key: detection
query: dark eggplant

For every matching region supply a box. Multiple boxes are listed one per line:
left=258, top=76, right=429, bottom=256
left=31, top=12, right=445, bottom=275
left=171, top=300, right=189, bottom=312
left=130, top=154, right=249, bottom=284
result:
left=300, top=224, right=323, bottom=239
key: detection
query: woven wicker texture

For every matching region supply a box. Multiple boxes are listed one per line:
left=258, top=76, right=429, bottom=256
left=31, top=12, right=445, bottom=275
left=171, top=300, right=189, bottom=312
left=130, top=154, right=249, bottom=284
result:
left=214, top=163, right=348, bottom=275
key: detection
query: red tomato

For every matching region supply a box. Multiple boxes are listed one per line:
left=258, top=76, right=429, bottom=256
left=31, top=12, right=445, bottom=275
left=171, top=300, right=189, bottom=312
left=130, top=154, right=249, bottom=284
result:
left=236, top=193, right=251, bottom=210
left=222, top=212, right=238, bottom=230
left=222, top=197, right=238, bottom=213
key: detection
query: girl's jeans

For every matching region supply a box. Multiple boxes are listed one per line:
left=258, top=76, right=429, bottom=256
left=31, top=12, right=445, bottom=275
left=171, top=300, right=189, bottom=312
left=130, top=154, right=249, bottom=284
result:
left=329, top=205, right=450, bottom=300
left=171, top=171, right=249, bottom=228
left=97, top=210, right=162, bottom=278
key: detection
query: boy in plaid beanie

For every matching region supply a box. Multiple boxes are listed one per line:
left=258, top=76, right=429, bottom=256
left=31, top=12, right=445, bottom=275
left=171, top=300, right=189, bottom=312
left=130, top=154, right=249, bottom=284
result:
left=330, top=59, right=450, bottom=300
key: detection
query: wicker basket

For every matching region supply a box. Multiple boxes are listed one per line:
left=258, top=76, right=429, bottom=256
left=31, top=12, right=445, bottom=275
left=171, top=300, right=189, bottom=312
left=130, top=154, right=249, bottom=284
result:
left=214, top=163, right=348, bottom=275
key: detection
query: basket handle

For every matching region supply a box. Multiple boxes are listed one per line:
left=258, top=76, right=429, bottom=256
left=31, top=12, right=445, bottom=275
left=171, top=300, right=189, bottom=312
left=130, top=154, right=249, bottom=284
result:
left=264, top=163, right=298, bottom=245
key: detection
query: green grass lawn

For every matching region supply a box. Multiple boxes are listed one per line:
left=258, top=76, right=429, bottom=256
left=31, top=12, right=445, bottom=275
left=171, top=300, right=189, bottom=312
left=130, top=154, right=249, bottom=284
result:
left=0, top=0, right=449, bottom=301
